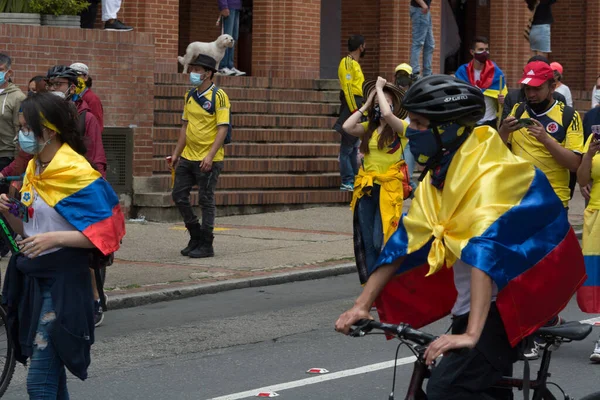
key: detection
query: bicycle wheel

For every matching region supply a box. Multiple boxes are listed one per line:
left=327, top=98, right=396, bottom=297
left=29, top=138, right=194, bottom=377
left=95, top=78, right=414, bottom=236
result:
left=580, top=392, right=600, bottom=400
left=0, top=305, right=16, bottom=398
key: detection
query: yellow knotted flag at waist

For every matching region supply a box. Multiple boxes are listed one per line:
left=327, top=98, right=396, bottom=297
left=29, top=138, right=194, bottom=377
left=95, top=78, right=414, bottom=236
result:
left=350, top=161, right=407, bottom=244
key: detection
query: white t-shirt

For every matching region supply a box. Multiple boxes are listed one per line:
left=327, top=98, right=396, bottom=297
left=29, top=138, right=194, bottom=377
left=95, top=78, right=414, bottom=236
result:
left=23, top=185, right=77, bottom=256
left=451, top=259, right=499, bottom=316
left=554, top=83, right=573, bottom=107
left=474, top=69, right=498, bottom=123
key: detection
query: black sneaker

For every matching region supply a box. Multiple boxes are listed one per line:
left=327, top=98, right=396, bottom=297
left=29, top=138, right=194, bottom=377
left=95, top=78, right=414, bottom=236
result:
left=94, top=299, right=104, bottom=327
left=104, top=19, right=133, bottom=32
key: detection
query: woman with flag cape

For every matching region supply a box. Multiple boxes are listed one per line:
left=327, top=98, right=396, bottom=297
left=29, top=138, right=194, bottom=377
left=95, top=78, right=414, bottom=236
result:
left=0, top=93, right=125, bottom=398
left=576, top=133, right=600, bottom=363
left=342, top=77, right=411, bottom=278
left=335, top=75, right=587, bottom=399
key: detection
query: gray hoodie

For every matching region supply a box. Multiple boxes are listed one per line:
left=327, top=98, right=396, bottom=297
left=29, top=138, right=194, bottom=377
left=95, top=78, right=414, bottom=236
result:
left=0, top=82, right=26, bottom=158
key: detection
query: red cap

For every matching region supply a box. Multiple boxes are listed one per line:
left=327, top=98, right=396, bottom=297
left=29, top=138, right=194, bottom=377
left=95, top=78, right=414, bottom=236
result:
left=549, top=62, right=563, bottom=75
left=520, top=61, right=555, bottom=87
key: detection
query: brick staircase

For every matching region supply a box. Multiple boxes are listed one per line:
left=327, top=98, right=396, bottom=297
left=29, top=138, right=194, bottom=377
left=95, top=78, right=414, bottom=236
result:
left=133, top=74, right=352, bottom=221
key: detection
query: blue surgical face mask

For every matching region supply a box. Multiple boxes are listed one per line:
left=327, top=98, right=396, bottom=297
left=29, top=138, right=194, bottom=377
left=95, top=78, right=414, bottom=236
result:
left=405, top=123, right=465, bottom=166
left=190, top=72, right=204, bottom=86
left=19, top=130, right=50, bottom=155
left=0, top=71, right=6, bottom=86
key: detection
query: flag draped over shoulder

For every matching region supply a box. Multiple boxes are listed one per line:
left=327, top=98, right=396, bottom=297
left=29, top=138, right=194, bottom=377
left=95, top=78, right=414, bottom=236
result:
left=455, top=60, right=508, bottom=100
left=370, top=126, right=586, bottom=347
left=579, top=209, right=600, bottom=313
left=21, top=143, right=125, bottom=255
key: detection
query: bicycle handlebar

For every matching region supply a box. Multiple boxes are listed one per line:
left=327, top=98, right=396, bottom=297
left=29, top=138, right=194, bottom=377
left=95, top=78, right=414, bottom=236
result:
left=350, top=319, right=438, bottom=346
left=0, top=175, right=23, bottom=185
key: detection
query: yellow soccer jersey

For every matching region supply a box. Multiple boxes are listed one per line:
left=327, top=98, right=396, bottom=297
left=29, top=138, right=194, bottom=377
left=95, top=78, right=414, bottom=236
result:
left=338, top=55, right=364, bottom=112
left=181, top=84, right=230, bottom=162
left=508, top=101, right=583, bottom=206
left=360, top=120, right=408, bottom=175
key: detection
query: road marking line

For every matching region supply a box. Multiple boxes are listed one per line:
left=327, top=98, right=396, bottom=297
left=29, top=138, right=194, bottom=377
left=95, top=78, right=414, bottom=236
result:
left=580, top=316, right=600, bottom=325
left=207, top=356, right=417, bottom=400
left=208, top=316, right=600, bottom=400
left=170, top=226, right=230, bottom=232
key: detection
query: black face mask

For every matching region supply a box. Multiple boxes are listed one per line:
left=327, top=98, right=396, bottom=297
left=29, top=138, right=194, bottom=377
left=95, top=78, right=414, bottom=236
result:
left=396, top=76, right=412, bottom=89
left=527, top=98, right=552, bottom=114
left=360, top=49, right=366, bottom=58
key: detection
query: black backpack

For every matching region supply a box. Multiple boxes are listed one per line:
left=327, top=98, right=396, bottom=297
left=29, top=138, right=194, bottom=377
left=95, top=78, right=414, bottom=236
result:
left=186, top=86, right=232, bottom=144
left=514, top=102, right=577, bottom=199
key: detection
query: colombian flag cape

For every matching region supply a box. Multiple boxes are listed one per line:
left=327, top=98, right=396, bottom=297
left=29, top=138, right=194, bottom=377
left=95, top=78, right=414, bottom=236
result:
left=21, top=143, right=125, bottom=255
left=579, top=209, right=600, bottom=312
left=455, top=60, right=508, bottom=101
left=369, top=126, right=587, bottom=347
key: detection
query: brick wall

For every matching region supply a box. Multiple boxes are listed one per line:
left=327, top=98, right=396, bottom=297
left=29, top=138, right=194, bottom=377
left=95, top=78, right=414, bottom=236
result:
left=551, top=0, right=587, bottom=91
left=340, top=0, right=380, bottom=79
left=251, top=0, right=321, bottom=78
left=92, top=0, right=180, bottom=73
left=1, top=24, right=155, bottom=176
left=178, top=0, right=221, bottom=61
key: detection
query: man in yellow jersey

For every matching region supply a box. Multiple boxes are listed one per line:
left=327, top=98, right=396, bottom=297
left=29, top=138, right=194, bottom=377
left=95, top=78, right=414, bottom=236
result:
left=499, top=61, right=583, bottom=210
left=171, top=53, right=231, bottom=259
left=334, top=34, right=366, bottom=191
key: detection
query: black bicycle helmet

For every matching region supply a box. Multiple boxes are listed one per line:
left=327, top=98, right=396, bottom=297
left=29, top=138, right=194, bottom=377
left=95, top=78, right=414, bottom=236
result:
left=46, top=65, right=78, bottom=85
left=402, top=74, right=485, bottom=126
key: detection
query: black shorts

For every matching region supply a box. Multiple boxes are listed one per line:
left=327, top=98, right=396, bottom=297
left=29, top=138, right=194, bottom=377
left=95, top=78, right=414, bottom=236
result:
left=426, top=303, right=518, bottom=400
left=333, top=92, right=363, bottom=135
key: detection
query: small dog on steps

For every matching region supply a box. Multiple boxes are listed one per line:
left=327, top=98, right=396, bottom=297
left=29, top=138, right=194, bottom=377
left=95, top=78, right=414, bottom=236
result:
left=178, top=34, right=234, bottom=73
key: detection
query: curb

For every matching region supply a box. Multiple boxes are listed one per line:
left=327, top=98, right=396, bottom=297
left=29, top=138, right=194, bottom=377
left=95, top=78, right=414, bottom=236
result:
left=107, top=262, right=356, bottom=310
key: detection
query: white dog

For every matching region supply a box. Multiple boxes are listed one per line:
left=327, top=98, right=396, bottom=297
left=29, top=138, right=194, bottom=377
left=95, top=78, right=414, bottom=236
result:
left=178, top=34, right=234, bottom=73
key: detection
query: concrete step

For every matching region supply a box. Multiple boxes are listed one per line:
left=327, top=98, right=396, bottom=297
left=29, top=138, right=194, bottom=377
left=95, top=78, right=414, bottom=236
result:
left=134, top=189, right=351, bottom=208
left=136, top=173, right=341, bottom=192
left=154, top=86, right=340, bottom=103
left=153, top=143, right=340, bottom=158
left=153, top=127, right=340, bottom=143
left=154, top=113, right=337, bottom=129
left=153, top=157, right=339, bottom=174
left=155, top=99, right=339, bottom=116
left=154, top=73, right=340, bottom=91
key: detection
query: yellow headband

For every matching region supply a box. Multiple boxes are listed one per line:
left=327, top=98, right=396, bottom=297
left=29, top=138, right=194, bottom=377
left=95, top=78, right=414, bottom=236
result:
left=40, top=112, right=60, bottom=134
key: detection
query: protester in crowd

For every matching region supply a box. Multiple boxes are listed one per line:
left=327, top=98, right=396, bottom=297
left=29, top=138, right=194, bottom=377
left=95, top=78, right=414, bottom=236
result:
left=217, top=0, right=245, bottom=76
left=527, top=0, right=556, bottom=57
left=455, top=36, right=507, bottom=129
left=499, top=61, right=583, bottom=359
left=336, top=75, right=586, bottom=399
left=581, top=93, right=600, bottom=202
left=28, top=76, right=46, bottom=95
left=502, top=55, right=567, bottom=121
left=410, top=0, right=434, bottom=77
left=70, top=63, right=104, bottom=129
left=102, top=0, right=133, bottom=31
left=592, top=75, right=600, bottom=109
left=334, top=35, right=366, bottom=192
left=394, top=63, right=417, bottom=193
left=47, top=65, right=109, bottom=327
left=0, top=54, right=26, bottom=192
left=550, top=62, right=573, bottom=107
left=171, top=54, right=230, bottom=259
left=0, top=92, right=124, bottom=399
left=576, top=128, right=600, bottom=364
left=342, top=77, right=411, bottom=273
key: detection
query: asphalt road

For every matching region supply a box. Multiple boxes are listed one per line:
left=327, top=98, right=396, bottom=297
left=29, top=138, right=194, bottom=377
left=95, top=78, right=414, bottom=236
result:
left=4, top=274, right=600, bottom=399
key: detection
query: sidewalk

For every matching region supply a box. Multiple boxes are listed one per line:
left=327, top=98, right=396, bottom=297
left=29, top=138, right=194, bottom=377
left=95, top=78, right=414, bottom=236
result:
left=0, top=188, right=586, bottom=310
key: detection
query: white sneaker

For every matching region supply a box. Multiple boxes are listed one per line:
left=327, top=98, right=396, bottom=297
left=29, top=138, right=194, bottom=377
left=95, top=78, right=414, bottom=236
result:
left=231, top=67, right=246, bottom=76
left=591, top=340, right=600, bottom=363
left=219, top=67, right=235, bottom=76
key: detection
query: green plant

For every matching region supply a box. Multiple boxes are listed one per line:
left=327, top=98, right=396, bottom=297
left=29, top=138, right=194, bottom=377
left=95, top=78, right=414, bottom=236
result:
left=29, top=0, right=89, bottom=16
left=0, top=0, right=32, bottom=13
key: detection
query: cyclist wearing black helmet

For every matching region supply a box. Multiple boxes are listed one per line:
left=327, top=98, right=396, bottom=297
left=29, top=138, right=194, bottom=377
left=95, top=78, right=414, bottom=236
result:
left=336, top=75, right=585, bottom=399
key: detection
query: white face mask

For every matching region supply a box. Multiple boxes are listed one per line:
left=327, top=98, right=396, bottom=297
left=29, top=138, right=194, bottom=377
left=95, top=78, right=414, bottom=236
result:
left=51, top=90, right=66, bottom=100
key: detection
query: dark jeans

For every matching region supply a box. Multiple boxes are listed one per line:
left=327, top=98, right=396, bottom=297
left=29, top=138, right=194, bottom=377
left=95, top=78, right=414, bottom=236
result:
left=356, top=184, right=383, bottom=270
left=80, top=0, right=100, bottom=28
left=172, top=157, right=223, bottom=230
left=221, top=8, right=240, bottom=69
left=427, top=303, right=516, bottom=400
left=27, top=283, right=69, bottom=399
left=339, top=132, right=359, bottom=185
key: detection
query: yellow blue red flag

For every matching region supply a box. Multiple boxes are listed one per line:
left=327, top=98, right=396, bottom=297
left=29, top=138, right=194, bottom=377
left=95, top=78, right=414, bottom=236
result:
left=21, top=143, right=125, bottom=255
left=367, top=126, right=586, bottom=347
